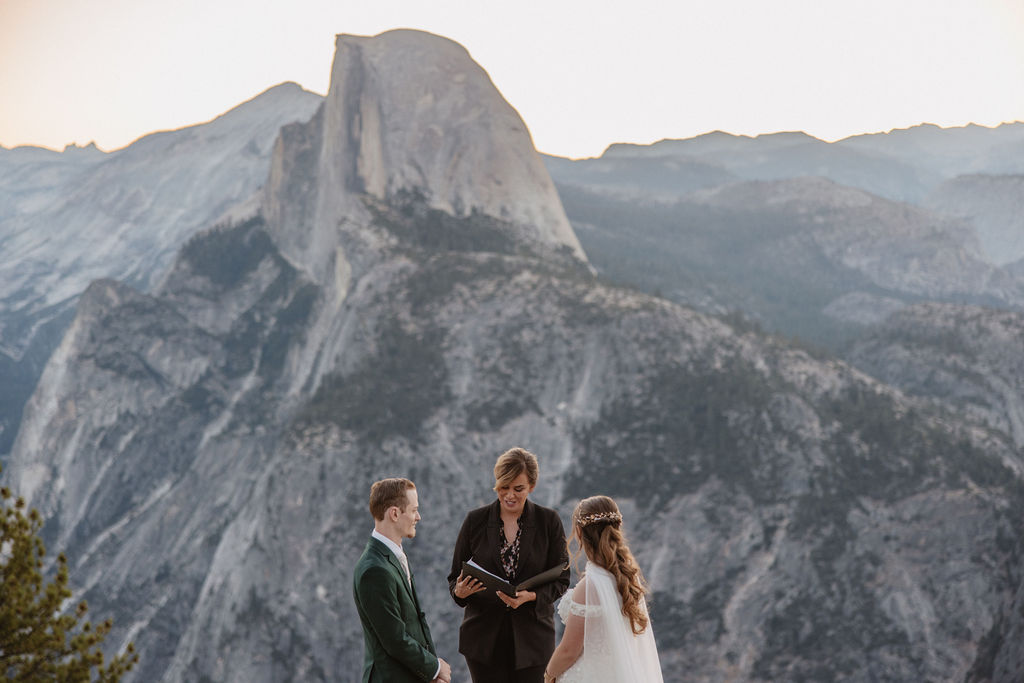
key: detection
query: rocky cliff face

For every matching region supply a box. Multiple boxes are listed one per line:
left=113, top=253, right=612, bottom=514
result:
left=11, top=211, right=1024, bottom=683
left=262, top=30, right=585, bottom=286
left=845, top=302, right=1024, bottom=683
left=5, top=29, right=1024, bottom=683
left=847, top=303, right=1024, bottom=450
left=0, top=83, right=322, bottom=455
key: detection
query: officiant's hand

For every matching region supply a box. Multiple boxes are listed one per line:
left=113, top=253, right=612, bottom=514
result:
left=454, top=572, right=486, bottom=599
left=496, top=589, right=536, bottom=609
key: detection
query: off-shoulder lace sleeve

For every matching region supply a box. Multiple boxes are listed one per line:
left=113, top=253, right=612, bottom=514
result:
left=557, top=591, right=573, bottom=623
left=557, top=588, right=602, bottom=623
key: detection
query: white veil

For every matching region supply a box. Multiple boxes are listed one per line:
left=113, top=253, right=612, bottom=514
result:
left=577, top=561, right=664, bottom=682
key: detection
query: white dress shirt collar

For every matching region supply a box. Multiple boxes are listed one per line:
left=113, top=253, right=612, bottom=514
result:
left=371, top=529, right=405, bottom=560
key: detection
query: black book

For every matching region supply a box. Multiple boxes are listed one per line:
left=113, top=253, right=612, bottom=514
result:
left=461, top=559, right=567, bottom=597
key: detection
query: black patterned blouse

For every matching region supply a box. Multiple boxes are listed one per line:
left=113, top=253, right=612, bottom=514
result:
left=499, top=516, right=523, bottom=580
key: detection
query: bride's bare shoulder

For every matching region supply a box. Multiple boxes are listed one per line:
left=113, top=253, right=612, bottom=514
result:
left=572, top=576, right=588, bottom=603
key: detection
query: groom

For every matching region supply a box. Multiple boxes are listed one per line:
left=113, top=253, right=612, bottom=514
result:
left=353, top=478, right=452, bottom=683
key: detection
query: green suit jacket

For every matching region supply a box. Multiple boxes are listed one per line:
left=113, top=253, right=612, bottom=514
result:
left=353, top=537, right=439, bottom=683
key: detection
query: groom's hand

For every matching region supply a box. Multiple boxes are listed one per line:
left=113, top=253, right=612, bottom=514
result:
left=433, top=658, right=451, bottom=683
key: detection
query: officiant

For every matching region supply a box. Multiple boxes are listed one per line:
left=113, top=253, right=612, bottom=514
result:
left=447, top=447, right=570, bottom=683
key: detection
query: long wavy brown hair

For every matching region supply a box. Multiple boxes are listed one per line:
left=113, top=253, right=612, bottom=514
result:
left=569, top=495, right=649, bottom=634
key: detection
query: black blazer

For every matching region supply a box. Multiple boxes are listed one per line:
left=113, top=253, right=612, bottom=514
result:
left=447, top=499, right=570, bottom=669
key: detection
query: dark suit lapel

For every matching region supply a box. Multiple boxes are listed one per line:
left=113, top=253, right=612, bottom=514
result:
left=387, top=551, right=419, bottom=604
left=407, top=558, right=425, bottom=612
left=409, top=571, right=421, bottom=607
left=487, top=499, right=504, bottom=571
left=371, top=537, right=418, bottom=605
left=518, top=499, right=538, bottom=578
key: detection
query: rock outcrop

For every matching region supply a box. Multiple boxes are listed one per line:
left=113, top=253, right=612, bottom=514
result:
left=262, top=30, right=585, bottom=285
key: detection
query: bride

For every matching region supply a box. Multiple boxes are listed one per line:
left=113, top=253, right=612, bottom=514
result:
left=543, top=496, right=664, bottom=682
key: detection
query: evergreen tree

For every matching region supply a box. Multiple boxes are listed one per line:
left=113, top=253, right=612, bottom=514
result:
left=1, top=467, right=138, bottom=681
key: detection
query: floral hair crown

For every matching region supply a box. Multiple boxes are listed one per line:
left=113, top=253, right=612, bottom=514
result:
left=576, top=511, right=622, bottom=527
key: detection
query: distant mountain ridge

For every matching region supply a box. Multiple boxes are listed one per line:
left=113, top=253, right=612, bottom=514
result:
left=546, top=119, right=1024, bottom=348
left=603, top=121, right=1024, bottom=169
left=583, top=121, right=1024, bottom=204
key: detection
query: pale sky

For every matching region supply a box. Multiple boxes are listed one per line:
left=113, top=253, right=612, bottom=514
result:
left=2, top=0, right=1023, bottom=159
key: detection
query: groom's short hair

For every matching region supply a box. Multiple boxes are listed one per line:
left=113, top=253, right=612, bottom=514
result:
left=369, top=478, right=416, bottom=520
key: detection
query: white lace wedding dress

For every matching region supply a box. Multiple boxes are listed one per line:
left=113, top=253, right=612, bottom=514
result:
left=555, top=562, right=664, bottom=682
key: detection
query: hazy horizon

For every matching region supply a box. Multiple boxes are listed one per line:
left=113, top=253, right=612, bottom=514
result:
left=2, top=1, right=1023, bottom=158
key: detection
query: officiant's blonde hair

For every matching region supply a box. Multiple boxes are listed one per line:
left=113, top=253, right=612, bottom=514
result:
left=571, top=495, right=649, bottom=634
left=493, top=447, right=539, bottom=489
